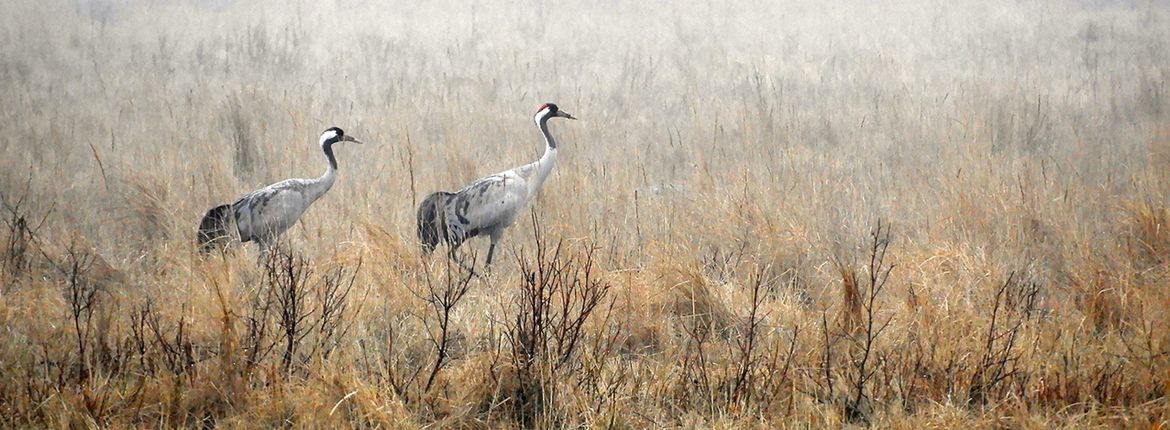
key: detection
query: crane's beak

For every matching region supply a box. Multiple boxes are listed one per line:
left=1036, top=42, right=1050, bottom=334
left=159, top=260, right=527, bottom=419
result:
left=342, top=135, right=363, bottom=144
left=558, top=111, right=577, bottom=120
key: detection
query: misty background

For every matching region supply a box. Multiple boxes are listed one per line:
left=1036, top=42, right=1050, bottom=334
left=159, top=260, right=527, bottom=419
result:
left=0, top=0, right=1163, bottom=296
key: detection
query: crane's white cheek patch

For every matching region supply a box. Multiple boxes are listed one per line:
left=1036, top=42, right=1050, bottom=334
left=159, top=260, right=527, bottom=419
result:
left=320, top=130, right=339, bottom=145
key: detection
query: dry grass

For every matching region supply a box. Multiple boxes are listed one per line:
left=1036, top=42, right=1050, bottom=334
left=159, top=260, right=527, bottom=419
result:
left=1, top=0, right=1169, bottom=427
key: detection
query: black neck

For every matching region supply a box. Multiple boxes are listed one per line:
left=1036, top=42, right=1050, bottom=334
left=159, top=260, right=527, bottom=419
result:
left=539, top=116, right=555, bottom=149
left=323, top=142, right=338, bottom=170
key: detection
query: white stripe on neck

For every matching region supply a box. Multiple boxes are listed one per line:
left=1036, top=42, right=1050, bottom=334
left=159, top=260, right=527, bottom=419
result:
left=319, top=130, right=339, bottom=147
left=533, top=108, right=552, bottom=126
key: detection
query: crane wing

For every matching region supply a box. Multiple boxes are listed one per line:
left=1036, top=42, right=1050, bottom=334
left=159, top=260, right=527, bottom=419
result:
left=231, top=179, right=312, bottom=243
left=445, top=171, right=529, bottom=241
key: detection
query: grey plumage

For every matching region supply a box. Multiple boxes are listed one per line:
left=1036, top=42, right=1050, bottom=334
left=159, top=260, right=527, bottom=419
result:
left=416, top=103, right=575, bottom=267
left=197, top=127, right=362, bottom=258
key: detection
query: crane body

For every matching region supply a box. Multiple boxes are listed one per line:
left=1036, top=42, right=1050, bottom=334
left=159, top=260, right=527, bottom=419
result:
left=417, top=103, right=574, bottom=266
left=197, top=127, right=361, bottom=258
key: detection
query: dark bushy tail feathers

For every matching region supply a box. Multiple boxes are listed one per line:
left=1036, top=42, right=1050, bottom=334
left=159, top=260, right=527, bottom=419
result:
left=417, top=191, right=453, bottom=254
left=196, top=203, right=234, bottom=254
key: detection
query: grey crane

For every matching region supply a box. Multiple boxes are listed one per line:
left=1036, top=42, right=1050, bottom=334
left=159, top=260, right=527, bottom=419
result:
left=197, top=127, right=362, bottom=258
left=417, top=103, right=575, bottom=267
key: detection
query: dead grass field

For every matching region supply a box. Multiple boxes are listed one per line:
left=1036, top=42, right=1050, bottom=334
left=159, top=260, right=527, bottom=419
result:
left=1, top=0, right=1169, bottom=427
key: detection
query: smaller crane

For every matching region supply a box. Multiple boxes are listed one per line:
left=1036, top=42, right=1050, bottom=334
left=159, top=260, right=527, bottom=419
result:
left=417, top=103, right=575, bottom=268
left=197, top=127, right=362, bottom=259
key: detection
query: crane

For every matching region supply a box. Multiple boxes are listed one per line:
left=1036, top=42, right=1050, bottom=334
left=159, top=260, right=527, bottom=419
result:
left=197, top=127, right=362, bottom=259
left=417, top=103, right=575, bottom=268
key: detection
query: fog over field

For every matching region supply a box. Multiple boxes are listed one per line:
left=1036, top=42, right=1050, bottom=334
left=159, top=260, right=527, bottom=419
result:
left=1, top=0, right=1168, bottom=427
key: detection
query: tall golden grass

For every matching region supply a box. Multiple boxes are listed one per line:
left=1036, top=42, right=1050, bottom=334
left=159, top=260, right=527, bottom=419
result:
left=1, top=0, right=1168, bottom=427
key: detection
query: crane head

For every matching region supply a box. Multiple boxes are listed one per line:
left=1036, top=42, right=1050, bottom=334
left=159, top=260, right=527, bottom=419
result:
left=536, top=103, right=576, bottom=121
left=320, top=127, right=363, bottom=146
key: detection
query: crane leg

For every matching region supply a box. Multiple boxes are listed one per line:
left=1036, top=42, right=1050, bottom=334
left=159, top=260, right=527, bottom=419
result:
left=485, top=242, right=497, bottom=267
left=257, top=241, right=271, bottom=266
left=446, top=242, right=479, bottom=274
